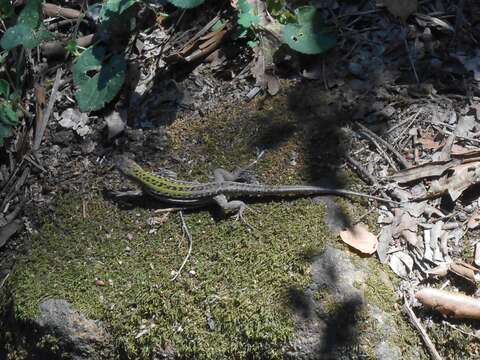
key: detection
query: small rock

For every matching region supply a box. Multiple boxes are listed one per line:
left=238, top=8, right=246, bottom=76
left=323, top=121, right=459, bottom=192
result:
left=36, top=299, right=113, bottom=359
left=52, top=130, right=74, bottom=146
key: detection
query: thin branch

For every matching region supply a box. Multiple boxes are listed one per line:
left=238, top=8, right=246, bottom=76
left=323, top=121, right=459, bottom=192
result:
left=33, top=68, right=63, bottom=151
left=403, top=297, right=443, bottom=360
left=171, top=211, right=193, bottom=281
left=356, top=122, right=410, bottom=169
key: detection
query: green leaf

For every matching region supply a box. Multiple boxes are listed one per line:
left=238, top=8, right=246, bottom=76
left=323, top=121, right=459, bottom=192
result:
left=0, top=0, right=14, bottom=19
left=73, top=45, right=127, bottom=112
left=237, top=0, right=260, bottom=28
left=282, top=6, right=336, bottom=55
left=0, top=79, right=9, bottom=98
left=100, top=0, right=137, bottom=22
left=167, top=0, right=205, bottom=9
left=0, top=24, right=52, bottom=50
left=17, top=0, right=42, bottom=28
left=0, top=102, right=18, bottom=126
left=0, top=0, right=51, bottom=51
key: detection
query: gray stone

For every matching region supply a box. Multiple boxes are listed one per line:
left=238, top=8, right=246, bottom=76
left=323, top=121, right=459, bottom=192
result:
left=375, top=341, right=402, bottom=360
left=36, top=299, right=113, bottom=360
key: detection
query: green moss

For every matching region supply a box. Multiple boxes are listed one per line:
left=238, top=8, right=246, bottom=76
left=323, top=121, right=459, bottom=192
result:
left=11, top=193, right=333, bottom=358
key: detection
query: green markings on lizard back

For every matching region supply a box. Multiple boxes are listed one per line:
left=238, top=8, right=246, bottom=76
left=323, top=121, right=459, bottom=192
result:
left=131, top=164, right=193, bottom=196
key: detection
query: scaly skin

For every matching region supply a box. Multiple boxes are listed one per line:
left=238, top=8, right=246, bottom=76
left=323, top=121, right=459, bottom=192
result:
left=115, top=156, right=392, bottom=211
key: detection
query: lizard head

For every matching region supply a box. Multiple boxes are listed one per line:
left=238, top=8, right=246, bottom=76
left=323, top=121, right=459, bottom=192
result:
left=115, top=155, right=143, bottom=179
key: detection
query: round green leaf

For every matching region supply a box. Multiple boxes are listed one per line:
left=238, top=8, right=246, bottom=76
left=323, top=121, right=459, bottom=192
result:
left=0, top=102, right=18, bottom=126
left=167, top=0, right=205, bottom=9
left=282, top=6, right=336, bottom=55
left=73, top=45, right=127, bottom=112
left=0, top=24, right=52, bottom=50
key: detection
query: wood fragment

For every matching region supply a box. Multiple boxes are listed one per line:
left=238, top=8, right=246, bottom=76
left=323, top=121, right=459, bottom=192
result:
left=0, top=219, right=23, bottom=249
left=390, top=160, right=460, bottom=184
left=416, top=288, right=480, bottom=320
left=33, top=68, right=63, bottom=151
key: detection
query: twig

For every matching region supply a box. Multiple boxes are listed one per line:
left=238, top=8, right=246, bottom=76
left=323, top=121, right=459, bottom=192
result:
left=171, top=211, right=193, bottom=281
left=404, top=35, right=420, bottom=85
left=442, top=320, right=480, bottom=339
left=0, top=273, right=9, bottom=290
left=403, top=297, right=443, bottom=360
left=345, top=154, right=376, bottom=186
left=33, top=68, right=63, bottom=151
left=356, top=123, right=410, bottom=169
left=355, top=128, right=399, bottom=171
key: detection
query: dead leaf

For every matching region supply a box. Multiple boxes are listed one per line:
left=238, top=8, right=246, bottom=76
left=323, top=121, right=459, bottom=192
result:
left=390, top=160, right=459, bottom=183
left=449, top=261, right=480, bottom=284
left=428, top=161, right=480, bottom=201
left=377, top=225, right=393, bottom=264
left=388, top=251, right=414, bottom=277
left=426, top=263, right=449, bottom=277
left=383, top=0, right=418, bottom=22
left=416, top=288, right=480, bottom=319
left=252, top=30, right=281, bottom=95
left=468, top=210, right=480, bottom=229
left=451, top=145, right=480, bottom=158
left=393, top=209, right=418, bottom=246
left=339, top=223, right=378, bottom=254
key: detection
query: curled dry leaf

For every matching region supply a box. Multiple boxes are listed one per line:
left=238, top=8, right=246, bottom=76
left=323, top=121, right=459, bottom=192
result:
left=426, top=263, right=449, bottom=277
left=389, top=251, right=414, bottom=278
left=415, top=288, right=480, bottom=320
left=429, top=161, right=480, bottom=201
left=339, top=223, right=378, bottom=254
left=449, top=261, right=480, bottom=284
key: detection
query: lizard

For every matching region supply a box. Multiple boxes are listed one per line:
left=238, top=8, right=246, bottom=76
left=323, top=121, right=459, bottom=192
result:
left=115, top=155, right=394, bottom=219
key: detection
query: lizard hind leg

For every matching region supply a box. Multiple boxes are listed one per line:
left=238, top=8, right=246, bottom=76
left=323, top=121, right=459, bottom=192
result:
left=213, top=194, right=250, bottom=222
left=213, top=150, right=265, bottom=183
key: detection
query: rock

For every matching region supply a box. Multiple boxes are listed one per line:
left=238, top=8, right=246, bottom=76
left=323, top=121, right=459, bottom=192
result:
left=287, top=247, right=365, bottom=359
left=375, top=341, right=402, bottom=360
left=35, top=299, right=113, bottom=360
left=51, top=130, right=74, bottom=146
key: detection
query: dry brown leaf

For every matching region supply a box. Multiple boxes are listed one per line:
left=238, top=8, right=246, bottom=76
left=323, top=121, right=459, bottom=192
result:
left=383, top=0, right=418, bottom=22
left=390, top=160, right=459, bottom=183
left=339, top=223, right=378, bottom=254
left=429, top=161, right=480, bottom=201
left=468, top=210, right=480, bottom=229
left=426, top=263, right=449, bottom=277
left=451, top=145, right=480, bottom=158
left=393, top=209, right=418, bottom=246
left=415, top=288, right=480, bottom=319
left=449, top=261, right=480, bottom=284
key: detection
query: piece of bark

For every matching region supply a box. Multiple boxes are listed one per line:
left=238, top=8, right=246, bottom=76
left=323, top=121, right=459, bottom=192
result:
left=416, top=288, right=480, bottom=319
left=0, top=220, right=22, bottom=249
